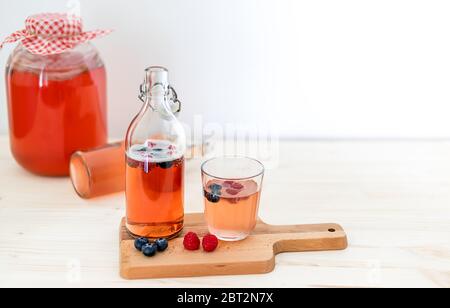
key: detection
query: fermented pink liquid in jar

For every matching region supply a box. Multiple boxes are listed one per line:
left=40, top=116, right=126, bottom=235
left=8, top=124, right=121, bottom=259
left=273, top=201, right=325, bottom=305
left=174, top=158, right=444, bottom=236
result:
left=2, top=13, right=110, bottom=176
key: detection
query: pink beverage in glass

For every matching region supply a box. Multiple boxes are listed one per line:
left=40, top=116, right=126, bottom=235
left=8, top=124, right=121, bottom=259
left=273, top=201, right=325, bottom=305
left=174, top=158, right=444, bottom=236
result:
left=201, top=157, right=264, bottom=241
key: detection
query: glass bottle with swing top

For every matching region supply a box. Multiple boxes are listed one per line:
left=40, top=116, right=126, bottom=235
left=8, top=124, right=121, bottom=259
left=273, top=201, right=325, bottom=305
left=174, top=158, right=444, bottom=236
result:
left=125, top=66, right=185, bottom=239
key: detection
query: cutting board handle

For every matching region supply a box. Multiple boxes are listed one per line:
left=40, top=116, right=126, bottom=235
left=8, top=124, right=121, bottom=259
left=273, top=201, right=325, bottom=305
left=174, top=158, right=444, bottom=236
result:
left=258, top=222, right=348, bottom=253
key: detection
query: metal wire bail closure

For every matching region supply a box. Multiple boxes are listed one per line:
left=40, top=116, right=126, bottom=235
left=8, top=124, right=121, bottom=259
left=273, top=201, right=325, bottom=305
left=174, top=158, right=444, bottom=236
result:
left=138, top=82, right=181, bottom=114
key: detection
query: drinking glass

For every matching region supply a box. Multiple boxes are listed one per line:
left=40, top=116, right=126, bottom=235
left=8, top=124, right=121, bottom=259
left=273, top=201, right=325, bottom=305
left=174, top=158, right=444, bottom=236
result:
left=201, top=156, right=264, bottom=241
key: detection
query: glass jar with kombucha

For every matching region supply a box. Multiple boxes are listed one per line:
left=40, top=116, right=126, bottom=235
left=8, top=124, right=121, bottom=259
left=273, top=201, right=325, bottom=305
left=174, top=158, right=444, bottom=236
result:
left=3, top=13, right=110, bottom=176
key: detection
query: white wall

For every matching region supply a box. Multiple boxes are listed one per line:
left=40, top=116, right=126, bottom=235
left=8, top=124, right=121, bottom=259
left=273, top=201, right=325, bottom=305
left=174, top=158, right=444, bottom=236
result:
left=1, top=0, right=450, bottom=139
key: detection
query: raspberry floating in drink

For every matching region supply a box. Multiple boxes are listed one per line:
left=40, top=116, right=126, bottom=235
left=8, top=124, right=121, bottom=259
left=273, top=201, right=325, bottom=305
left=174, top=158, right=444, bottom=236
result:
left=223, top=181, right=234, bottom=187
left=231, top=182, right=244, bottom=190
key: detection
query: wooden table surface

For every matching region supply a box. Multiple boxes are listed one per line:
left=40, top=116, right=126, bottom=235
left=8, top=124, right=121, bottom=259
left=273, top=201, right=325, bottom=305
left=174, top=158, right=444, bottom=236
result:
left=0, top=135, right=449, bottom=288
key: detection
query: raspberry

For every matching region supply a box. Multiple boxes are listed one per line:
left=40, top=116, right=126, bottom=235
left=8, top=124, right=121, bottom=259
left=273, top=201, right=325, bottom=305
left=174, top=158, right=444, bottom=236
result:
left=231, top=182, right=244, bottom=190
left=202, top=234, right=218, bottom=252
left=183, top=232, right=200, bottom=250
left=225, top=188, right=239, bottom=195
left=223, top=180, right=234, bottom=187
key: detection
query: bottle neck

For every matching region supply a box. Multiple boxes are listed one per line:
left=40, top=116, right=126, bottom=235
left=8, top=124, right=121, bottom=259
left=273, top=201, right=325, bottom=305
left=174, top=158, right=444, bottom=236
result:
left=147, top=97, right=166, bottom=113
left=144, top=85, right=176, bottom=121
left=140, top=86, right=181, bottom=116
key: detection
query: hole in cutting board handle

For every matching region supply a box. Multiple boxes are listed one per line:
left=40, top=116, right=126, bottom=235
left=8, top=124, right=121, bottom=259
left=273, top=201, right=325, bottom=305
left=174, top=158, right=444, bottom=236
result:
left=328, top=228, right=336, bottom=233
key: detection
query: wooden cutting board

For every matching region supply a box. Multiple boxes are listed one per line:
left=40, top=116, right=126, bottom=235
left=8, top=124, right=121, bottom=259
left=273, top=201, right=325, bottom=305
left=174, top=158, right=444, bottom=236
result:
left=119, top=213, right=348, bottom=279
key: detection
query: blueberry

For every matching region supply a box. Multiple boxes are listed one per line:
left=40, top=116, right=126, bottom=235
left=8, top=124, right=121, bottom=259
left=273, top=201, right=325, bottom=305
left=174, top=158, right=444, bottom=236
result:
left=134, top=237, right=149, bottom=251
left=210, top=189, right=221, bottom=196
left=142, top=243, right=157, bottom=257
left=206, top=192, right=220, bottom=203
left=204, top=189, right=221, bottom=202
left=209, top=183, right=222, bottom=193
left=158, top=161, right=173, bottom=169
left=136, top=146, right=148, bottom=152
left=210, top=194, right=220, bottom=203
left=205, top=192, right=212, bottom=201
left=127, top=157, right=141, bottom=168
left=155, top=238, right=169, bottom=252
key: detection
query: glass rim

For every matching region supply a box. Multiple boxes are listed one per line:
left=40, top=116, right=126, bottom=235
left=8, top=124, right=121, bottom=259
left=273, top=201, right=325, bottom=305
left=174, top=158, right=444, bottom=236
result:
left=201, top=156, right=265, bottom=181
left=69, top=151, right=92, bottom=198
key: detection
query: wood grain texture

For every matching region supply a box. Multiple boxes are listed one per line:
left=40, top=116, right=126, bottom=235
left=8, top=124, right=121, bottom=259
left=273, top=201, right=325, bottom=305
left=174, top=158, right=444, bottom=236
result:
left=0, top=136, right=449, bottom=287
left=119, top=214, right=347, bottom=279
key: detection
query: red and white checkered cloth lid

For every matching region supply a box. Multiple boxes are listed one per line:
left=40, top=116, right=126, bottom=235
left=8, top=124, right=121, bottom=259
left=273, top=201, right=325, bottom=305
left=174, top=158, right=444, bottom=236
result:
left=0, top=13, right=111, bottom=55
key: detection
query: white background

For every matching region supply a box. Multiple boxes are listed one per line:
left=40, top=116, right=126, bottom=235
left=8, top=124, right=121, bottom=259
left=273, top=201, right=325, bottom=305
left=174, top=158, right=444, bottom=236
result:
left=1, top=0, right=450, bottom=139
